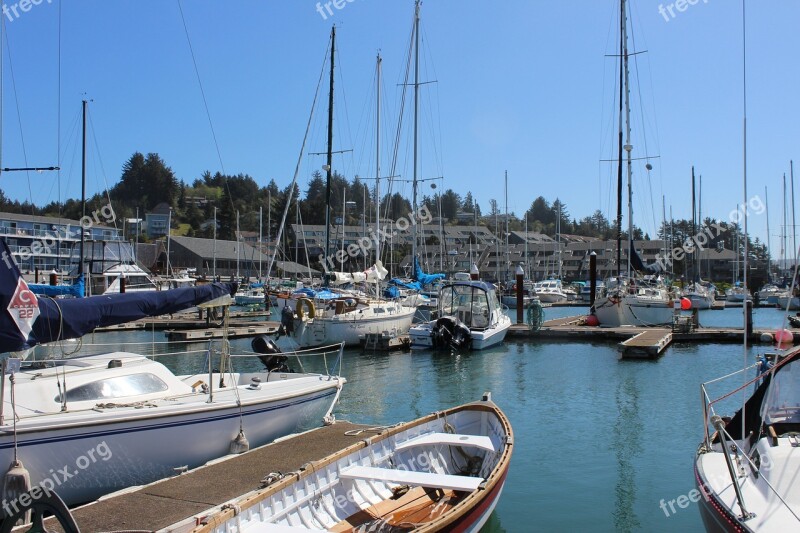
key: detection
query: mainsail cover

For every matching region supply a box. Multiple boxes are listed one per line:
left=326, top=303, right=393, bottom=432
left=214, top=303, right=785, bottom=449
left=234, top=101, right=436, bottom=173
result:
left=413, top=257, right=445, bottom=286
left=629, top=241, right=662, bottom=274
left=0, top=239, right=236, bottom=353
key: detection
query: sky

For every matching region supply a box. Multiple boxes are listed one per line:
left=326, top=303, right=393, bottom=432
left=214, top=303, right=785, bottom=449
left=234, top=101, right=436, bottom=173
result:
left=0, top=0, right=797, bottom=255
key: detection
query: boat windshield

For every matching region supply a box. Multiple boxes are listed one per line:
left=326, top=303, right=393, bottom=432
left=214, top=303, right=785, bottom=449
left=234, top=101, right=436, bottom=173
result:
left=439, top=284, right=497, bottom=328
left=761, top=359, right=800, bottom=425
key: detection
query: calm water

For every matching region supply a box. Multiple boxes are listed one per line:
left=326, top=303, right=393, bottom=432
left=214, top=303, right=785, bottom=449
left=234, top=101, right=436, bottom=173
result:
left=68, top=305, right=792, bottom=532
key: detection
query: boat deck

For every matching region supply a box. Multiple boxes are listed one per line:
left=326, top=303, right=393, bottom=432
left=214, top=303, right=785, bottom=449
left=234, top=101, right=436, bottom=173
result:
left=45, top=422, right=369, bottom=533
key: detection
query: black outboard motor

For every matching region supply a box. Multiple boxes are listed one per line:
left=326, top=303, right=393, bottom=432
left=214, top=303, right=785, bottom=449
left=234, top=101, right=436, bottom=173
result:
left=251, top=335, right=291, bottom=372
left=431, top=317, right=472, bottom=351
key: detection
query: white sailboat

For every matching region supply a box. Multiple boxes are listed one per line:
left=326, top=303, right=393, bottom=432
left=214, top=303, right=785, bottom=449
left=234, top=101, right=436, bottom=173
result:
left=592, top=0, right=673, bottom=328
left=275, top=27, right=414, bottom=350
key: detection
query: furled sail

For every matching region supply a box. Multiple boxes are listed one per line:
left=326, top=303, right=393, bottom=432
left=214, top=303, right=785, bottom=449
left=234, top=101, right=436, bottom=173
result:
left=0, top=239, right=236, bottom=353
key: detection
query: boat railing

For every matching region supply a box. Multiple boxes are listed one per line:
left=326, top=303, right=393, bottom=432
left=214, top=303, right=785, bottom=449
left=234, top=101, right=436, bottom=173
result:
left=235, top=342, right=344, bottom=378
left=708, top=415, right=800, bottom=524
left=700, top=362, right=761, bottom=448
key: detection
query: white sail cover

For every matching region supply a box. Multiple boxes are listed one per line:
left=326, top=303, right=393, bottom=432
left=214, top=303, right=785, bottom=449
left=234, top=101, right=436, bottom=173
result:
left=328, top=261, right=388, bottom=285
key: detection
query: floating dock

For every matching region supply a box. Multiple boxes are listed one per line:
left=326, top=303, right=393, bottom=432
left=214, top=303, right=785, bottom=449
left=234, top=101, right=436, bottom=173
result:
left=164, top=322, right=280, bottom=341
left=95, top=310, right=271, bottom=333
left=507, top=315, right=788, bottom=359
left=44, top=422, right=370, bottom=532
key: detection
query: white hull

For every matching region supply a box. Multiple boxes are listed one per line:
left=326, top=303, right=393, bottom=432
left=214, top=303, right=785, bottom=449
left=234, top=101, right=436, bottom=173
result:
left=409, top=315, right=511, bottom=351
left=235, top=294, right=265, bottom=305
left=685, top=292, right=713, bottom=310
left=594, top=293, right=672, bottom=327
left=278, top=303, right=416, bottom=349
left=536, top=291, right=566, bottom=303
left=0, top=353, right=344, bottom=506
left=777, top=295, right=800, bottom=310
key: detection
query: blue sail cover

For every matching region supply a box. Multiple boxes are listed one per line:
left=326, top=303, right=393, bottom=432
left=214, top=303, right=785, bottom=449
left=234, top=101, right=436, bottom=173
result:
left=29, top=274, right=85, bottom=298
left=0, top=239, right=236, bottom=353
left=412, top=257, right=445, bottom=286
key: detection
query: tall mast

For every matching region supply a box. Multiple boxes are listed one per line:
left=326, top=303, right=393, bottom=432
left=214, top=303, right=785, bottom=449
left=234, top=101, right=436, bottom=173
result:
left=412, top=0, right=420, bottom=263
left=792, top=161, right=796, bottom=267
left=213, top=206, right=217, bottom=279
left=374, top=53, right=382, bottom=265
left=622, top=0, right=634, bottom=278
left=324, top=26, right=336, bottom=270
left=166, top=207, right=172, bottom=277
left=765, top=185, right=770, bottom=281
left=79, top=100, right=87, bottom=278
left=505, top=171, right=509, bottom=281
left=615, top=0, right=625, bottom=278
left=236, top=209, right=240, bottom=280
left=691, top=166, right=696, bottom=282
left=267, top=190, right=271, bottom=279
left=259, top=206, right=263, bottom=279
left=699, top=173, right=703, bottom=278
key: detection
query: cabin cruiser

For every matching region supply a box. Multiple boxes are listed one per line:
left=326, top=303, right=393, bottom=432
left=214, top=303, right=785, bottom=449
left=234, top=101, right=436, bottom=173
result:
left=533, top=279, right=568, bottom=303
left=410, top=280, right=511, bottom=350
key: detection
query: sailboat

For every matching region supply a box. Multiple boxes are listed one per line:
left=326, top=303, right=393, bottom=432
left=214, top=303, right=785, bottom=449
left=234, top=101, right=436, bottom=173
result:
left=693, top=5, right=800, bottom=530
left=684, top=167, right=714, bottom=310
left=275, top=26, right=415, bottom=350
left=0, top=238, right=346, bottom=506
left=591, top=0, right=673, bottom=328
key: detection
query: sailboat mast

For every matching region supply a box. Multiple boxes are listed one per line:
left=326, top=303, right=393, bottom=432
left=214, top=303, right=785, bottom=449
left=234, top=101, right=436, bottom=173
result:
left=505, top=171, right=509, bottom=281
left=791, top=161, right=796, bottom=267
left=259, top=206, right=262, bottom=279
left=324, top=26, right=336, bottom=269
left=236, top=210, right=240, bottom=280
left=621, top=0, right=634, bottom=278
left=615, top=0, right=625, bottom=279
left=213, top=206, right=217, bottom=278
left=765, top=185, right=770, bottom=280
left=412, top=0, right=420, bottom=263
left=691, top=166, right=696, bottom=282
left=374, top=53, right=382, bottom=265
left=79, top=99, right=87, bottom=278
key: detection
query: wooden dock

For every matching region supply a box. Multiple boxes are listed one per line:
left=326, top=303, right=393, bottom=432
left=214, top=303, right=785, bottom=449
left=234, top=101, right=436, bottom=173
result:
left=95, top=310, right=272, bottom=333
left=165, top=321, right=280, bottom=341
left=507, top=315, right=789, bottom=359
left=619, top=329, right=672, bottom=358
left=44, top=423, right=370, bottom=533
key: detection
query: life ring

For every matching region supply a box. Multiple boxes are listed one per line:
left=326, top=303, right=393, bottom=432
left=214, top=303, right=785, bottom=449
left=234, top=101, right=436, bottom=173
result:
left=296, top=297, right=316, bottom=320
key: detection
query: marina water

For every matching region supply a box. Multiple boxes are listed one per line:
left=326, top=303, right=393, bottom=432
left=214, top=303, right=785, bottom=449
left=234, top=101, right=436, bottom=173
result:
left=71, top=306, right=789, bottom=532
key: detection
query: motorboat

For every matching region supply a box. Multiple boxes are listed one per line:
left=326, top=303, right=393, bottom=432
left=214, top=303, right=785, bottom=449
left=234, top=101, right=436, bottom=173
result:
left=726, top=283, right=752, bottom=304
left=102, top=263, right=159, bottom=294
left=695, top=346, right=800, bottom=532
left=168, top=396, right=513, bottom=533
left=235, top=284, right=267, bottom=305
left=757, top=284, right=783, bottom=306
left=533, top=279, right=568, bottom=304
left=410, top=280, right=511, bottom=351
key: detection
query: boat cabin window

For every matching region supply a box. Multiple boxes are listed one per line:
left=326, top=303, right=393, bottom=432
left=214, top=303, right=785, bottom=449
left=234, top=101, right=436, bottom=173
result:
left=54, top=373, right=169, bottom=403
left=439, top=284, right=497, bottom=329
left=762, top=360, right=800, bottom=425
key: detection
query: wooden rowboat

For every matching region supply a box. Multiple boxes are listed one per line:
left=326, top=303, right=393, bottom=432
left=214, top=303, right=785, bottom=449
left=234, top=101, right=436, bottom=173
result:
left=186, top=395, right=513, bottom=532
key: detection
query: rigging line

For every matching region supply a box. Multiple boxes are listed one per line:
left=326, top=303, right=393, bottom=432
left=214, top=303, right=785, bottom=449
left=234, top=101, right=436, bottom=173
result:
left=2, top=26, right=34, bottom=214
left=176, top=0, right=232, bottom=209
left=628, top=10, right=658, bottom=238
left=267, top=35, right=329, bottom=280
left=87, top=109, right=118, bottom=229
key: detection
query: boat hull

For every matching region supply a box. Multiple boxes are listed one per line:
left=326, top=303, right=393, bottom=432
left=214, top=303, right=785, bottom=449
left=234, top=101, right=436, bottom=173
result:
left=686, top=293, right=713, bottom=310
left=0, top=378, right=342, bottom=506
left=409, top=317, right=511, bottom=351
left=279, top=305, right=416, bottom=349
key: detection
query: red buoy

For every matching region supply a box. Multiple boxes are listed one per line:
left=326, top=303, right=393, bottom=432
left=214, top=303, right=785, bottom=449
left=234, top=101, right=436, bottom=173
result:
left=585, top=315, right=600, bottom=327
left=680, top=297, right=692, bottom=310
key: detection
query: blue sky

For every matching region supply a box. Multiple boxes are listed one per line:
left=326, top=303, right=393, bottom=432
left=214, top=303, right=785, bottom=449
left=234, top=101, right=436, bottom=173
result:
left=0, top=0, right=797, bottom=253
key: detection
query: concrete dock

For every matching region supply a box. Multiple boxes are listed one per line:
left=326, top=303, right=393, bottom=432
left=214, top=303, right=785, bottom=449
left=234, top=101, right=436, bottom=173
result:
left=46, top=422, right=369, bottom=533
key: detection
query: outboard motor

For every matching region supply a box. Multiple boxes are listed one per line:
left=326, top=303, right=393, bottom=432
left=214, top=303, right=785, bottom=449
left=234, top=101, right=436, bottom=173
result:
left=251, top=335, right=291, bottom=372
left=431, top=317, right=472, bottom=351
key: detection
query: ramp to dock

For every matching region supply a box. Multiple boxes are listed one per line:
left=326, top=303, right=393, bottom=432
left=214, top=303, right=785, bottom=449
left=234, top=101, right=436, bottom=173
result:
left=46, top=422, right=368, bottom=533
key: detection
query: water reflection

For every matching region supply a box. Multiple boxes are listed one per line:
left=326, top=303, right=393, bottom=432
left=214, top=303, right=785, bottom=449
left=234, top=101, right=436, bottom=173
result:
left=613, top=376, right=642, bottom=532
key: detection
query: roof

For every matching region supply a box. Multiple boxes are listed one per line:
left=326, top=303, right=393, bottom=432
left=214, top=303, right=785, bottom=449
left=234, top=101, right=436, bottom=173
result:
left=275, top=260, right=320, bottom=275
left=170, top=235, right=270, bottom=263
left=150, top=203, right=172, bottom=215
